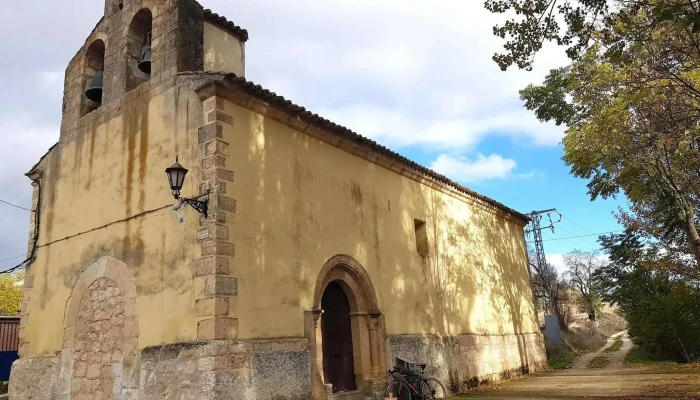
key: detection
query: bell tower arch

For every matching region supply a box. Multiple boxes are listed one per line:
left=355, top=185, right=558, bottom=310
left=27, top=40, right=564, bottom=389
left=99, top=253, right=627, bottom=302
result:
left=58, top=0, right=206, bottom=138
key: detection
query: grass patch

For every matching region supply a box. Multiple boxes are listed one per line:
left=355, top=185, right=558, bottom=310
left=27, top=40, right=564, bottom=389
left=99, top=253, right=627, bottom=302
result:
left=587, top=355, right=611, bottom=369
left=548, top=350, right=578, bottom=370
left=603, top=337, right=624, bottom=353
left=624, top=346, right=700, bottom=372
left=624, top=346, right=656, bottom=366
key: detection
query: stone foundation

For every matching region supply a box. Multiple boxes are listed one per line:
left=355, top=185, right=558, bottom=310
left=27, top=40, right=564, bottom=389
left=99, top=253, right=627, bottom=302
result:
left=10, top=338, right=310, bottom=400
left=10, top=333, right=542, bottom=399
left=8, top=357, right=59, bottom=400
left=140, top=338, right=310, bottom=400
left=387, top=332, right=546, bottom=394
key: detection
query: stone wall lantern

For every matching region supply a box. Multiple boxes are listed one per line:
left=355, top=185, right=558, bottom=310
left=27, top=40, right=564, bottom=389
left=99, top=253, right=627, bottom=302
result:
left=165, top=156, right=208, bottom=217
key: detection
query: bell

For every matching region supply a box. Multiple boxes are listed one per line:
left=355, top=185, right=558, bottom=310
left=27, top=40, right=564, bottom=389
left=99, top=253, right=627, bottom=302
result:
left=138, top=44, right=152, bottom=74
left=138, top=31, right=153, bottom=75
left=85, top=71, right=104, bottom=103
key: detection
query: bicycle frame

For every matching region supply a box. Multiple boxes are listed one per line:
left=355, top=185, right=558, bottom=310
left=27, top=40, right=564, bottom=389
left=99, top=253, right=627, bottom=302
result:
left=389, top=371, right=426, bottom=399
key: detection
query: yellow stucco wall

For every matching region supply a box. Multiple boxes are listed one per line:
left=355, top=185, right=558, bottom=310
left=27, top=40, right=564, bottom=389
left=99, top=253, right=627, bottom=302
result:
left=203, top=22, right=245, bottom=76
left=23, top=86, right=205, bottom=357
left=24, top=84, right=537, bottom=358
left=216, top=99, right=538, bottom=340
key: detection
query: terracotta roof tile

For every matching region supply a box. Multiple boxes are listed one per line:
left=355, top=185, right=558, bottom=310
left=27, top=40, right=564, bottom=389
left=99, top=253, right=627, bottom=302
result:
left=209, top=73, right=529, bottom=223
left=202, top=9, right=249, bottom=42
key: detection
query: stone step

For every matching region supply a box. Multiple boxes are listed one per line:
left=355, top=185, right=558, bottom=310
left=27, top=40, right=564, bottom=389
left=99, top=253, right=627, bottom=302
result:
left=332, top=390, right=365, bottom=400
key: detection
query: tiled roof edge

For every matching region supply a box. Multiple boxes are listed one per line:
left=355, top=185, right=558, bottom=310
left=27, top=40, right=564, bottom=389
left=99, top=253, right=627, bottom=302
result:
left=203, top=9, right=249, bottom=42
left=189, top=72, right=530, bottom=224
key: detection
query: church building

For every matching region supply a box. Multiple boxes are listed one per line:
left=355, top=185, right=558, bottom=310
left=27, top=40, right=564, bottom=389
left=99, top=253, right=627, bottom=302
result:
left=10, top=1, right=546, bottom=399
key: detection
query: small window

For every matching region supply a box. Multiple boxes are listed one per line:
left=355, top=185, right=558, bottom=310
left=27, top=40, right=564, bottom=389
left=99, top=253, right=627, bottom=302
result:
left=414, top=219, right=429, bottom=255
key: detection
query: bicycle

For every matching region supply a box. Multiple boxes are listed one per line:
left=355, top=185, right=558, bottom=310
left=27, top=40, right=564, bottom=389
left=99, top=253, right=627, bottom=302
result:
left=384, top=358, right=447, bottom=400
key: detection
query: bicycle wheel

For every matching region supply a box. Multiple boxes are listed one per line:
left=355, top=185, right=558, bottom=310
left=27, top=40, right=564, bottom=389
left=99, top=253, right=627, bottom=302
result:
left=420, top=377, right=447, bottom=400
left=385, top=380, right=413, bottom=400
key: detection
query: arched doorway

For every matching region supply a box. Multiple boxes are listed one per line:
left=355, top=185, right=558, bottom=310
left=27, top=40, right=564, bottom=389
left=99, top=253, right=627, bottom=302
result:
left=307, top=255, right=387, bottom=400
left=321, top=282, right=357, bottom=393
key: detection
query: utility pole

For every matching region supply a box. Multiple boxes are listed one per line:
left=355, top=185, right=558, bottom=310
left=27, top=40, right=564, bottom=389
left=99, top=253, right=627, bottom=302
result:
left=525, top=208, right=562, bottom=270
left=526, top=208, right=564, bottom=336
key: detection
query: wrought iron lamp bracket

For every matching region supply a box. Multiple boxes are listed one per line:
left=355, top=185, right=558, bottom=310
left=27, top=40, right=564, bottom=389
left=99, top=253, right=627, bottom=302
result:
left=180, top=191, right=209, bottom=218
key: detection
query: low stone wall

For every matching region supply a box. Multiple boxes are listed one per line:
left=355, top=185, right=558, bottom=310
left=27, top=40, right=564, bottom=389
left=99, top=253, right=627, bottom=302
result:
left=387, top=332, right=546, bottom=394
left=10, top=338, right=310, bottom=400
left=141, top=338, right=311, bottom=400
left=8, top=357, right=59, bottom=400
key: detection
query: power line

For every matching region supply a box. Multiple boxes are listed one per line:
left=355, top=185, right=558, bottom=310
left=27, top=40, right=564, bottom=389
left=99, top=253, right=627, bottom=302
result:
left=0, top=199, right=31, bottom=212
left=528, top=230, right=624, bottom=243
left=563, top=215, right=593, bottom=234
left=0, top=263, right=27, bottom=275
left=0, top=254, right=26, bottom=264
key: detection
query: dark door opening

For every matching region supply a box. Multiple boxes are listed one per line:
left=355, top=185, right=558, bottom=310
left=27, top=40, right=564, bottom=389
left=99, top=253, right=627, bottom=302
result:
left=321, top=281, right=357, bottom=393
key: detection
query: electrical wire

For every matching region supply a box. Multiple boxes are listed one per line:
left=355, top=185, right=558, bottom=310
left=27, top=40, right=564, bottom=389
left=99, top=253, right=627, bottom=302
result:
left=527, top=230, right=624, bottom=243
left=0, top=199, right=31, bottom=212
left=0, top=254, right=26, bottom=264
left=563, top=215, right=593, bottom=234
left=2, top=181, right=42, bottom=275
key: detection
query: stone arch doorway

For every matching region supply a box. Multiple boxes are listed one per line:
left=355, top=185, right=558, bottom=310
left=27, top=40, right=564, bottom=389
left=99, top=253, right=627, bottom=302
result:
left=58, top=256, right=139, bottom=399
left=321, top=281, right=356, bottom=393
left=307, top=255, right=387, bottom=399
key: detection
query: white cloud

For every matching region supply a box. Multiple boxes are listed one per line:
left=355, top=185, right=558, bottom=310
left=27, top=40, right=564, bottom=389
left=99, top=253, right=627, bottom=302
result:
left=0, top=0, right=570, bottom=262
left=545, top=252, right=610, bottom=276
left=429, top=153, right=534, bottom=182
left=318, top=105, right=564, bottom=150
left=232, top=0, right=569, bottom=149
left=546, top=253, right=567, bottom=274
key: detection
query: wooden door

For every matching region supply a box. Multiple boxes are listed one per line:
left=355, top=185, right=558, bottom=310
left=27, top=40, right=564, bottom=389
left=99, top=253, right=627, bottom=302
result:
left=321, top=282, right=357, bottom=393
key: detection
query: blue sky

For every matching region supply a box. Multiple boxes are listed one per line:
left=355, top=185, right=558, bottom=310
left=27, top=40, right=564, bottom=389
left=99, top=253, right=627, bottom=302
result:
left=0, top=0, right=626, bottom=272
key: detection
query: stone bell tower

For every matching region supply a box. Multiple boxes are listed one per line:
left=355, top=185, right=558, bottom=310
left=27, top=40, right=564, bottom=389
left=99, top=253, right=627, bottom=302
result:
left=60, top=0, right=246, bottom=139
left=11, top=0, right=249, bottom=398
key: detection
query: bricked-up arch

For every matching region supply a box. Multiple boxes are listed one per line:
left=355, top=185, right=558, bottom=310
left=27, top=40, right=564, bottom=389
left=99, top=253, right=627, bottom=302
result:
left=125, top=8, right=153, bottom=91
left=63, top=256, right=138, bottom=346
left=308, top=255, right=387, bottom=399
left=60, top=256, right=139, bottom=398
left=80, top=39, right=106, bottom=117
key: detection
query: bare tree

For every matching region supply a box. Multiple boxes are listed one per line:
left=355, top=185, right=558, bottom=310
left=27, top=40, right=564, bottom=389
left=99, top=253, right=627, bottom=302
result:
left=564, top=250, right=605, bottom=321
left=528, top=249, right=569, bottom=330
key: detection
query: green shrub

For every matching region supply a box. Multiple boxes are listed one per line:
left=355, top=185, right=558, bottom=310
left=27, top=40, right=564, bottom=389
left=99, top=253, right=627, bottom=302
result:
left=548, top=351, right=577, bottom=370
left=598, top=232, right=700, bottom=363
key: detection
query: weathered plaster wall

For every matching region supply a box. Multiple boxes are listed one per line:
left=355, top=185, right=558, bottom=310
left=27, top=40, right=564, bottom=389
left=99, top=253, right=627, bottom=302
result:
left=21, top=85, right=206, bottom=358
left=212, top=98, right=538, bottom=341
left=203, top=22, right=245, bottom=76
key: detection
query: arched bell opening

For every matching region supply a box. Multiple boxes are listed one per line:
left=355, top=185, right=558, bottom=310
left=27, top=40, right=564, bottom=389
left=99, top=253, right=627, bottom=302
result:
left=80, top=39, right=106, bottom=116
left=125, top=8, right=152, bottom=92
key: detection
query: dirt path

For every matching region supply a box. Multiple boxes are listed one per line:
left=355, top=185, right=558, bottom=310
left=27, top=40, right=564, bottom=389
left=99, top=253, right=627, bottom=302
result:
left=608, top=332, right=633, bottom=368
left=570, top=330, right=628, bottom=369
left=459, top=334, right=700, bottom=399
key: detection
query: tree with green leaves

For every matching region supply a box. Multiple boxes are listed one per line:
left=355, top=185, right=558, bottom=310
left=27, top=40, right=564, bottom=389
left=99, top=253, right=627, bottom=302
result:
left=596, top=230, right=700, bottom=361
left=485, top=0, right=700, bottom=71
left=0, top=272, right=24, bottom=316
left=487, top=0, right=700, bottom=269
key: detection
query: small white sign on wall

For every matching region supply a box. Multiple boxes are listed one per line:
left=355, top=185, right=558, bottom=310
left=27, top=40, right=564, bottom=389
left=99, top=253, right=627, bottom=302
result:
left=173, top=199, right=185, bottom=227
